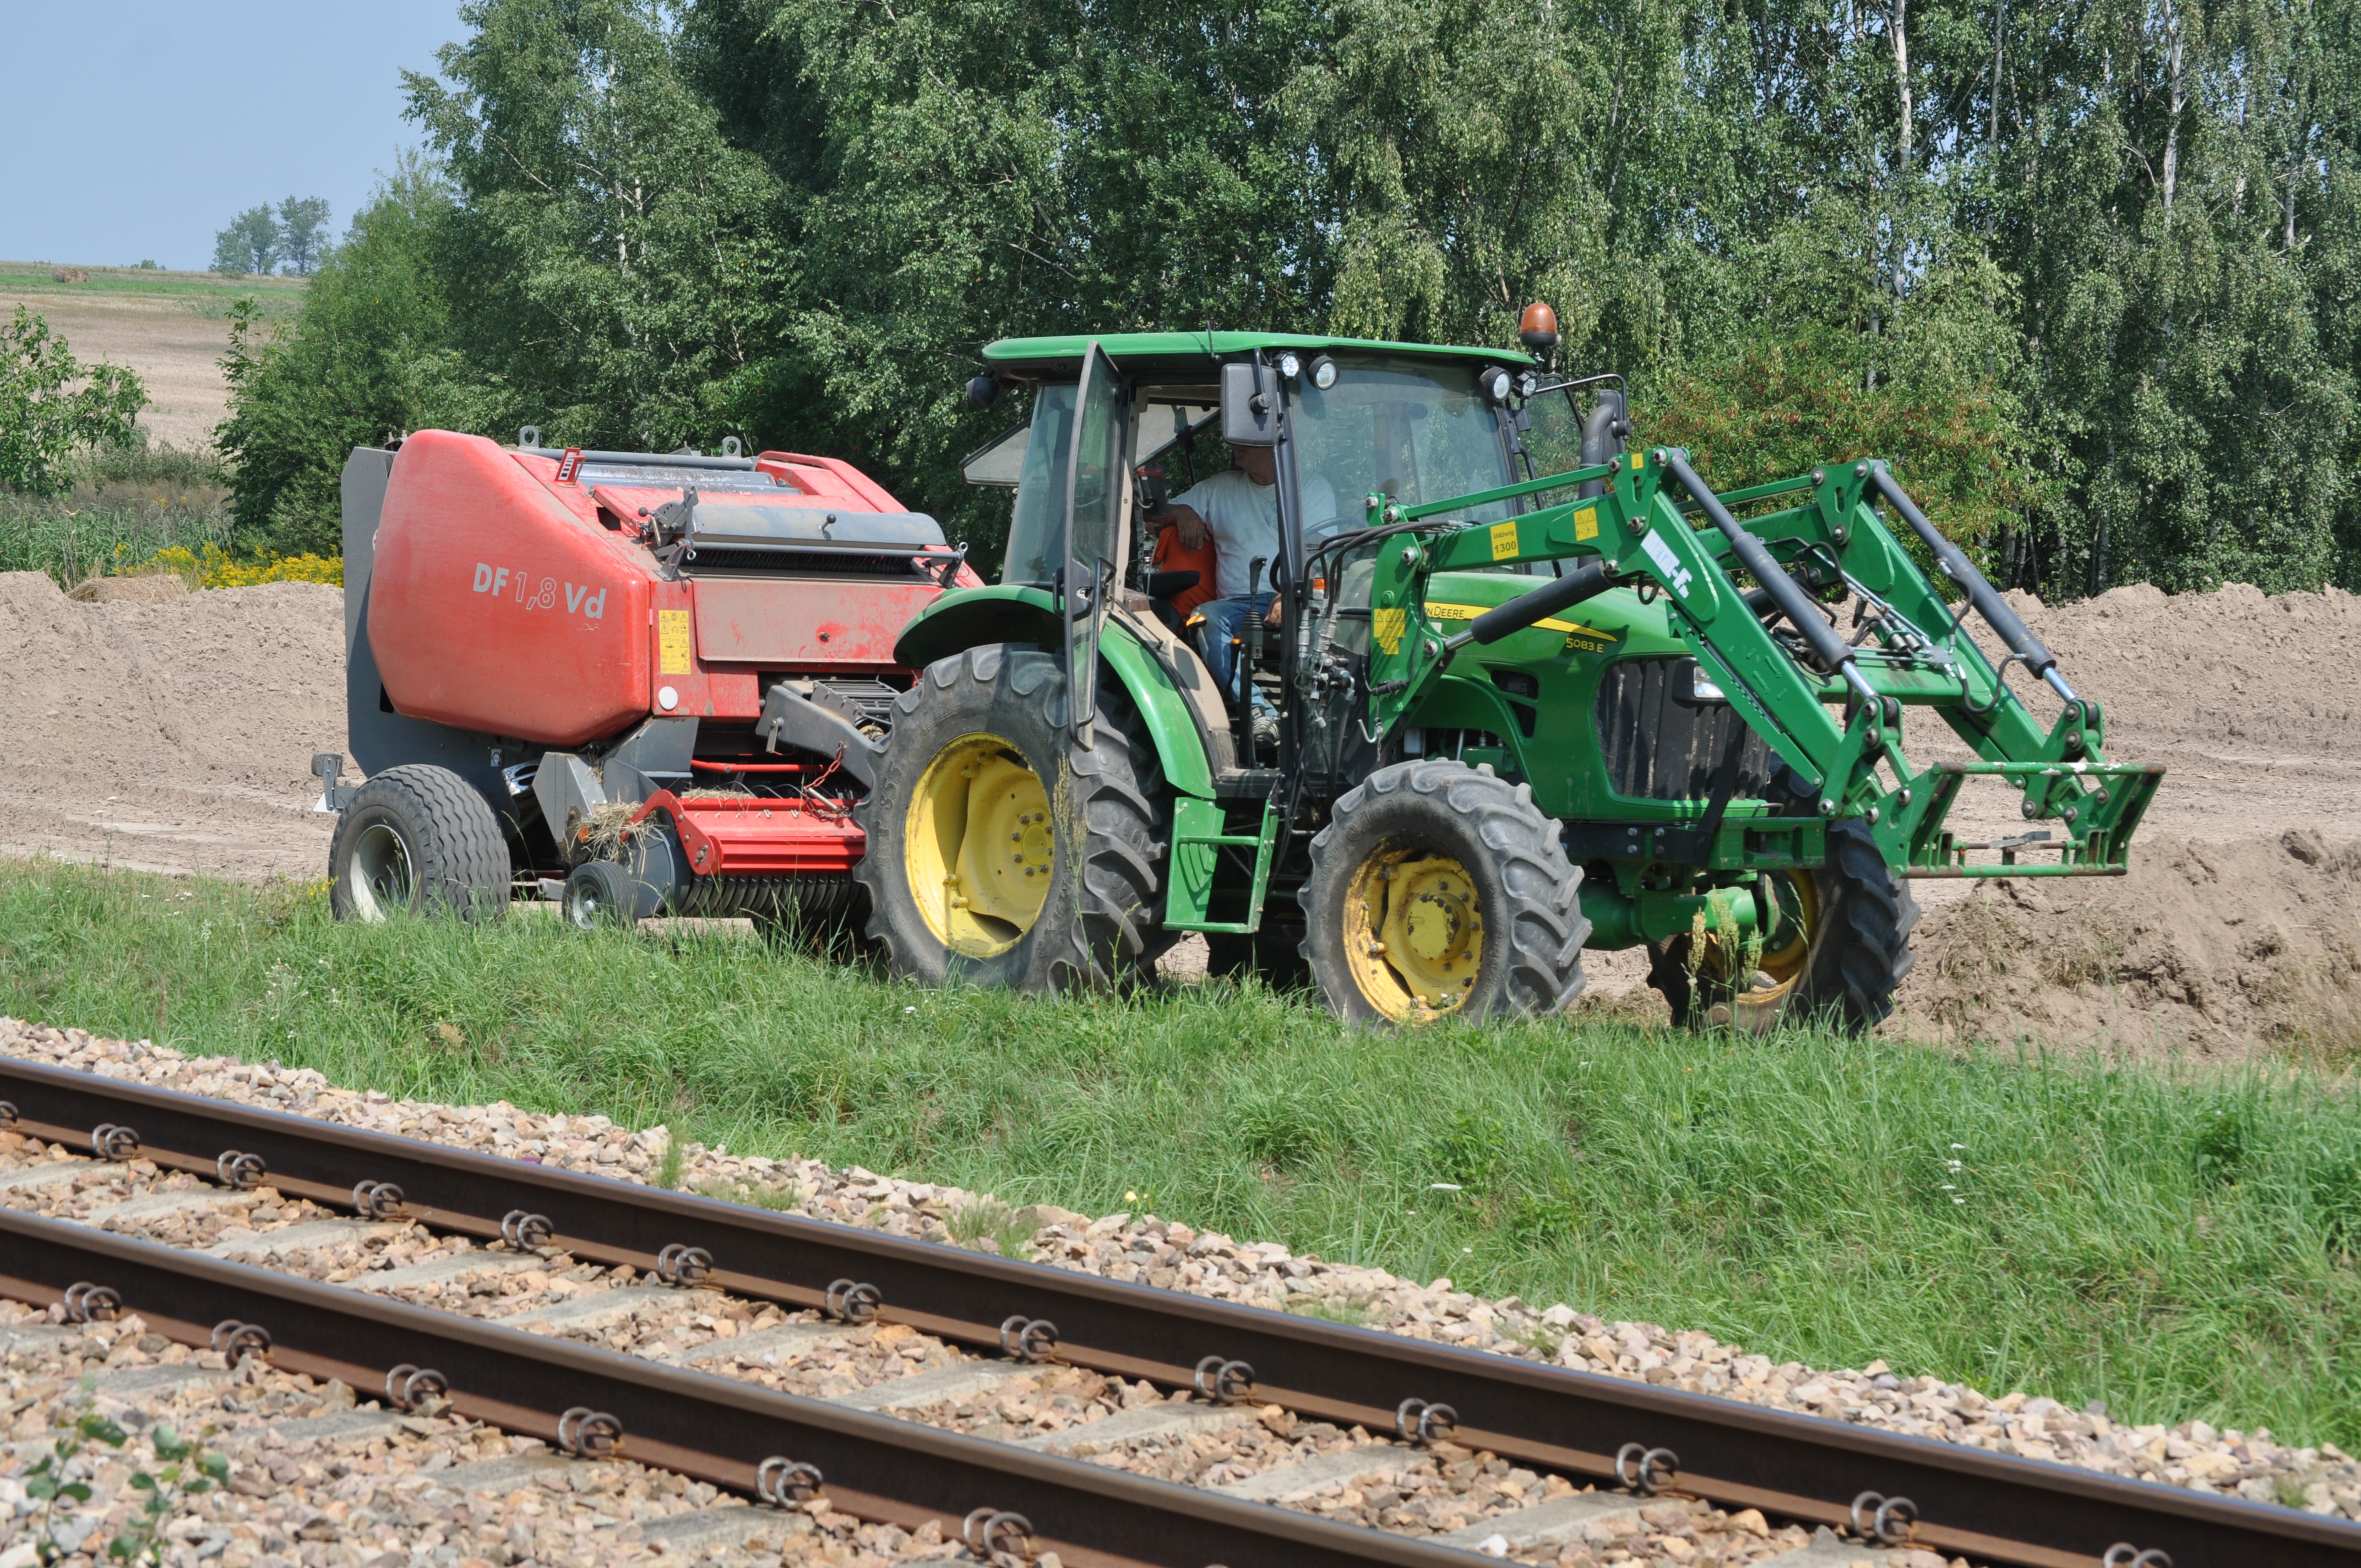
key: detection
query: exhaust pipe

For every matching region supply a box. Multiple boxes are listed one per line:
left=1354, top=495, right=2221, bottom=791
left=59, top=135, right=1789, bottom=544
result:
left=1577, top=389, right=1629, bottom=500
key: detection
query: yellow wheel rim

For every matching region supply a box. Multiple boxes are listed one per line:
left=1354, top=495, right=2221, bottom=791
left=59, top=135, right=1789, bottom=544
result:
left=904, top=732, right=1053, bottom=958
left=1699, top=870, right=1818, bottom=1006
left=1340, top=848, right=1484, bottom=1022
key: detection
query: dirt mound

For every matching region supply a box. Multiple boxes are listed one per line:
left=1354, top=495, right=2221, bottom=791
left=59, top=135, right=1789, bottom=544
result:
left=0, top=570, right=340, bottom=879
left=1896, top=831, right=2361, bottom=1059
left=2009, top=581, right=2361, bottom=841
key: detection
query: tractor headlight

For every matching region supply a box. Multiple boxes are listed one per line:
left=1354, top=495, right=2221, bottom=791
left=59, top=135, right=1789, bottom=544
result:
left=1476, top=365, right=1513, bottom=404
left=1276, top=350, right=1303, bottom=381
left=1309, top=354, right=1339, bottom=390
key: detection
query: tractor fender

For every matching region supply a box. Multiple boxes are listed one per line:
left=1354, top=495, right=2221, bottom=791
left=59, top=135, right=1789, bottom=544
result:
left=891, top=585, right=1216, bottom=800
left=893, top=584, right=1061, bottom=670
left=1412, top=674, right=1536, bottom=778
left=1096, top=618, right=1216, bottom=799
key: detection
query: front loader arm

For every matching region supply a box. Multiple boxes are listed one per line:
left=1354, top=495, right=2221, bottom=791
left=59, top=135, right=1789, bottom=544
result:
left=1361, top=448, right=2161, bottom=878
left=1365, top=448, right=1881, bottom=806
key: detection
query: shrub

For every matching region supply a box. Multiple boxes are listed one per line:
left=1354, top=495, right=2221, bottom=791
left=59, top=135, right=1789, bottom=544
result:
left=0, top=307, right=146, bottom=496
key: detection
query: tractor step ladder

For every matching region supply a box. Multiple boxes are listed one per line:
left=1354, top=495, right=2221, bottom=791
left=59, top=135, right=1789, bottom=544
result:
left=1163, top=796, right=1282, bottom=933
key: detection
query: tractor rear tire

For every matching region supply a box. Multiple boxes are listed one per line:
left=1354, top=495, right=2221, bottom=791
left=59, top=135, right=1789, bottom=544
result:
left=1300, top=760, right=1588, bottom=1024
left=854, top=644, right=1171, bottom=992
left=1647, top=818, right=1919, bottom=1033
left=328, top=765, right=511, bottom=923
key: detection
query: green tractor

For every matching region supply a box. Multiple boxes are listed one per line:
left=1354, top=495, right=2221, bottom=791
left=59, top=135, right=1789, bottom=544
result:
left=851, top=320, right=2159, bottom=1027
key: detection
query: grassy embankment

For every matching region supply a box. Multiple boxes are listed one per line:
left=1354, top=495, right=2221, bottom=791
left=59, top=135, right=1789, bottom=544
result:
left=0, top=441, right=234, bottom=585
left=1, top=857, right=2355, bottom=1449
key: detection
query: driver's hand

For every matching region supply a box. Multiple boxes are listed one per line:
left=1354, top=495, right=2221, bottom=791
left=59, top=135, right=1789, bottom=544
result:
left=1263, top=597, right=1284, bottom=627
left=1171, top=507, right=1209, bottom=551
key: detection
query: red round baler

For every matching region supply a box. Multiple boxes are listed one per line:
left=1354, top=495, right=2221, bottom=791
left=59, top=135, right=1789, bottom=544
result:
left=320, top=430, right=979, bottom=925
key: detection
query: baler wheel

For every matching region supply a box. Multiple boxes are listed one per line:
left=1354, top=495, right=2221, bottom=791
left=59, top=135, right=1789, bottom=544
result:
left=328, top=765, right=511, bottom=923
left=563, top=862, right=642, bottom=929
left=854, top=644, right=1170, bottom=992
left=1300, top=760, right=1588, bottom=1025
left=1646, top=818, right=1919, bottom=1033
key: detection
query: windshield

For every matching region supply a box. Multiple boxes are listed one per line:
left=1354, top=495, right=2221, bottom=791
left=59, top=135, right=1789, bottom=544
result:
left=1290, top=357, right=1516, bottom=550
left=1002, top=384, right=1075, bottom=586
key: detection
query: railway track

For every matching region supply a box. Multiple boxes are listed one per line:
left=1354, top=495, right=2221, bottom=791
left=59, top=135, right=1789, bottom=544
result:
left=3, top=1055, right=2357, bottom=1568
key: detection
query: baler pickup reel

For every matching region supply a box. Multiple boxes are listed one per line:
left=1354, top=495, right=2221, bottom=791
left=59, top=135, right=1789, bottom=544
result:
left=1358, top=447, right=2161, bottom=879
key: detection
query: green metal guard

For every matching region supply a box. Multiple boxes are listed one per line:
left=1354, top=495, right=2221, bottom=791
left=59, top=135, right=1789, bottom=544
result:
left=1163, top=797, right=1282, bottom=933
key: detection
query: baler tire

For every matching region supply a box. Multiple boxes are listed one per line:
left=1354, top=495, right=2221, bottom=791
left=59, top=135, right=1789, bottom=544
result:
left=853, top=644, right=1171, bottom=992
left=328, top=765, right=511, bottom=923
left=1650, top=818, right=1919, bottom=1033
left=1299, top=760, right=1588, bottom=1025
left=563, top=861, right=646, bottom=929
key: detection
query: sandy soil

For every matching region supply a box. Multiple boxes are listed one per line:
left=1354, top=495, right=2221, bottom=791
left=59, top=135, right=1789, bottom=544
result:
left=4, top=566, right=2355, bottom=1058
left=0, top=571, right=339, bottom=880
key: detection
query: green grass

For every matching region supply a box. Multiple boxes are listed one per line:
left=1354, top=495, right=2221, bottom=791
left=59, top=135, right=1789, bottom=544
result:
left=0, top=440, right=233, bottom=585
left=0, top=260, right=307, bottom=321
left=2, top=857, right=2357, bottom=1447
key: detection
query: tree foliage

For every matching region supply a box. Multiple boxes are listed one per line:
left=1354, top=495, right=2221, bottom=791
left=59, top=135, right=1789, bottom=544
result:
left=277, top=196, right=334, bottom=276
left=221, top=0, right=2361, bottom=595
left=0, top=307, right=146, bottom=497
left=211, top=205, right=280, bottom=276
left=216, top=162, right=457, bottom=555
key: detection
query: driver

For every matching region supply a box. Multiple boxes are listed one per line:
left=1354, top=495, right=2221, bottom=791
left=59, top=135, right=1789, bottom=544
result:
left=1163, top=446, right=1336, bottom=725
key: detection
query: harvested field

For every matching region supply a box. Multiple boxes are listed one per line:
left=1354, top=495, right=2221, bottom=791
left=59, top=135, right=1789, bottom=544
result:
left=0, top=563, right=2355, bottom=1056
left=0, top=261, right=304, bottom=451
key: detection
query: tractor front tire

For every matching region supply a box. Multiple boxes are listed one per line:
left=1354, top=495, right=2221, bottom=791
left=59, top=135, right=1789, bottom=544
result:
left=1301, top=760, right=1588, bottom=1024
left=328, top=765, right=511, bottom=923
left=854, top=644, right=1171, bottom=992
left=1647, top=818, right=1919, bottom=1033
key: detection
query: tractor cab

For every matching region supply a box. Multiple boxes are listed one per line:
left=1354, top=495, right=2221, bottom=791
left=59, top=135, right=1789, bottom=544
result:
left=935, top=334, right=1584, bottom=792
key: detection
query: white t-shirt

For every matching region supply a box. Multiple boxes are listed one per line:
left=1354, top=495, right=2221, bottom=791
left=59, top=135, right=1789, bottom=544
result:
left=1176, top=467, right=1339, bottom=599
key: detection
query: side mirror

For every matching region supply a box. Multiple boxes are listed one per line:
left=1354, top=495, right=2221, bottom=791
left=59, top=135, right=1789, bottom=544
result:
left=1221, top=362, right=1279, bottom=447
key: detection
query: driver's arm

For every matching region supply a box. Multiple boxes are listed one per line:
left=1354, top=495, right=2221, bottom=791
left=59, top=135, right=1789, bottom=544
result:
left=1165, top=504, right=1210, bottom=551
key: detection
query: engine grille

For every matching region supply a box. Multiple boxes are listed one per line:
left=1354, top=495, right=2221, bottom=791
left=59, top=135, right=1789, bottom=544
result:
left=1593, top=657, right=1776, bottom=801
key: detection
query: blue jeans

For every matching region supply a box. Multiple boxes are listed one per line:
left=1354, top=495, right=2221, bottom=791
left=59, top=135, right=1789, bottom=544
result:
left=1197, top=593, right=1275, bottom=711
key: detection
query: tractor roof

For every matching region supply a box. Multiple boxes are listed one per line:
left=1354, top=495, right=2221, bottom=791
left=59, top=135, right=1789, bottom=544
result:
left=980, top=330, right=1531, bottom=375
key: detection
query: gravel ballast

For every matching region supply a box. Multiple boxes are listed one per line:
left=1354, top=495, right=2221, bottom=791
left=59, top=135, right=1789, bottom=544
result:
left=4, top=1018, right=2355, bottom=1567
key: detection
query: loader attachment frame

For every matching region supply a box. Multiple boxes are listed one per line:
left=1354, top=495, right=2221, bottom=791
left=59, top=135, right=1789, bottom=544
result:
left=1359, top=448, right=2161, bottom=879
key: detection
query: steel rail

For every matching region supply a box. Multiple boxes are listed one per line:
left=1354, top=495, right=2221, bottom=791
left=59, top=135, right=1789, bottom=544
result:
left=0, top=1209, right=1471, bottom=1568
left=6, top=1057, right=2358, bottom=1568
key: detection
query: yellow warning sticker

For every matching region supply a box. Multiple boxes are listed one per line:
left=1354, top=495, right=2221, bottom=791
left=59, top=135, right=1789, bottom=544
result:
left=1574, top=505, right=1600, bottom=542
left=1488, top=520, right=1519, bottom=561
left=1630, top=452, right=1644, bottom=471
left=1372, top=607, right=1407, bottom=655
left=659, top=609, right=693, bottom=674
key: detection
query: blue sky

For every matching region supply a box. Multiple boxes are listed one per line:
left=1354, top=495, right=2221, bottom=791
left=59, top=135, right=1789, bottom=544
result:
left=0, top=2, right=469, bottom=270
